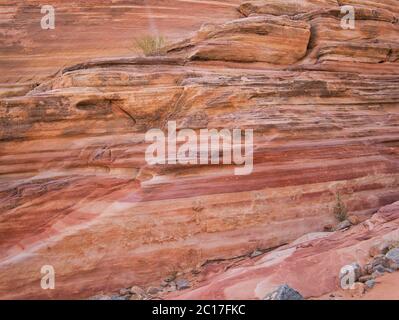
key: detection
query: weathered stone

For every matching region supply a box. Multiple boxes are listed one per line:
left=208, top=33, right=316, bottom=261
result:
left=176, top=279, right=191, bottom=291
left=166, top=282, right=177, bottom=292
left=111, top=295, right=127, bottom=300
left=365, top=280, right=376, bottom=290
left=239, top=0, right=336, bottom=17
left=336, top=220, right=351, bottom=231
left=250, top=250, right=263, bottom=258
left=168, top=15, right=311, bottom=64
left=263, top=284, right=304, bottom=300
left=88, top=294, right=112, bottom=300
left=364, top=263, right=374, bottom=275
left=349, top=282, right=366, bottom=298
left=359, top=275, right=374, bottom=283
left=129, top=294, right=141, bottom=301
left=373, top=264, right=387, bottom=274
left=164, top=274, right=177, bottom=283
left=119, top=288, right=130, bottom=296
left=386, top=248, right=399, bottom=265
left=323, top=224, right=334, bottom=232
left=372, top=270, right=385, bottom=279
left=147, top=287, right=161, bottom=295
left=369, top=245, right=384, bottom=258
left=130, top=286, right=146, bottom=297
left=348, top=215, right=361, bottom=226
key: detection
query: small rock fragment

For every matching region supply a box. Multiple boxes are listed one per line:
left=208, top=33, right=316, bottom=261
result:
left=323, top=224, right=334, bottom=232
left=250, top=250, right=263, bottom=258
left=147, top=287, right=161, bottom=295
left=89, top=294, right=112, bottom=300
left=365, top=279, right=376, bottom=289
left=364, top=263, right=373, bottom=275
left=164, top=273, right=177, bottom=283
left=348, top=215, right=361, bottom=225
left=371, top=270, right=384, bottom=278
left=386, top=248, right=399, bottom=265
left=336, top=220, right=351, bottom=231
left=119, top=288, right=130, bottom=296
left=372, top=264, right=387, bottom=274
left=176, top=279, right=191, bottom=290
left=369, top=245, right=381, bottom=258
left=349, top=282, right=365, bottom=298
left=130, top=286, right=146, bottom=297
left=166, top=282, right=177, bottom=292
left=263, top=284, right=304, bottom=300
left=359, top=275, right=373, bottom=283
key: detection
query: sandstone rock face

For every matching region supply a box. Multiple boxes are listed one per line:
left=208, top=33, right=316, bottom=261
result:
left=168, top=202, right=399, bottom=299
left=0, top=1, right=399, bottom=299
left=167, top=15, right=311, bottom=64
left=239, top=0, right=337, bottom=17
left=0, top=0, right=241, bottom=97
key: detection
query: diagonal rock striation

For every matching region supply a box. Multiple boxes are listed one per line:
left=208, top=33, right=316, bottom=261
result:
left=0, top=0, right=399, bottom=299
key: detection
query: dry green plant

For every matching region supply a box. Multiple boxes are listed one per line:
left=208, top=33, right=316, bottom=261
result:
left=134, top=35, right=166, bottom=56
left=334, top=192, right=348, bottom=222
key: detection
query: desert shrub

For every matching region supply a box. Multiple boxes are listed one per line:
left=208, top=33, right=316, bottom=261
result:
left=334, top=192, right=348, bottom=222
left=134, top=35, right=166, bottom=56
left=388, top=241, right=399, bottom=251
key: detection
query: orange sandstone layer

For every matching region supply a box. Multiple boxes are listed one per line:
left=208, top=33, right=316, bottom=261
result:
left=0, top=0, right=399, bottom=299
left=0, top=0, right=241, bottom=95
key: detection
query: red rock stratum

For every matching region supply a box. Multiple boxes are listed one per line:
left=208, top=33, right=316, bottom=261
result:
left=0, top=0, right=399, bottom=299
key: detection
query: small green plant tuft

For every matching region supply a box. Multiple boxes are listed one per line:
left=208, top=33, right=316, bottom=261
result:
left=334, top=192, right=348, bottom=222
left=134, top=35, right=166, bottom=57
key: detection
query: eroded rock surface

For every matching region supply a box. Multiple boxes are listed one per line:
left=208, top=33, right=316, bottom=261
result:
left=168, top=201, right=399, bottom=299
left=0, top=0, right=399, bottom=299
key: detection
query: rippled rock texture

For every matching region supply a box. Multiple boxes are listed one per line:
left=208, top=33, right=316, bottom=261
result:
left=0, top=0, right=399, bottom=299
left=168, top=201, right=399, bottom=300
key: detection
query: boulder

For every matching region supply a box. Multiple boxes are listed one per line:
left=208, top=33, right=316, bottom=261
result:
left=365, top=280, right=376, bottom=290
left=263, top=284, right=304, bottom=300
left=386, top=248, right=399, bottom=265
left=176, top=279, right=191, bottom=291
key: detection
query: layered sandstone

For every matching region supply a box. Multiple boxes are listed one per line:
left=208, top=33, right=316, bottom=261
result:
left=166, top=15, right=311, bottom=64
left=0, top=0, right=241, bottom=97
left=168, top=201, right=399, bottom=300
left=0, top=0, right=399, bottom=299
